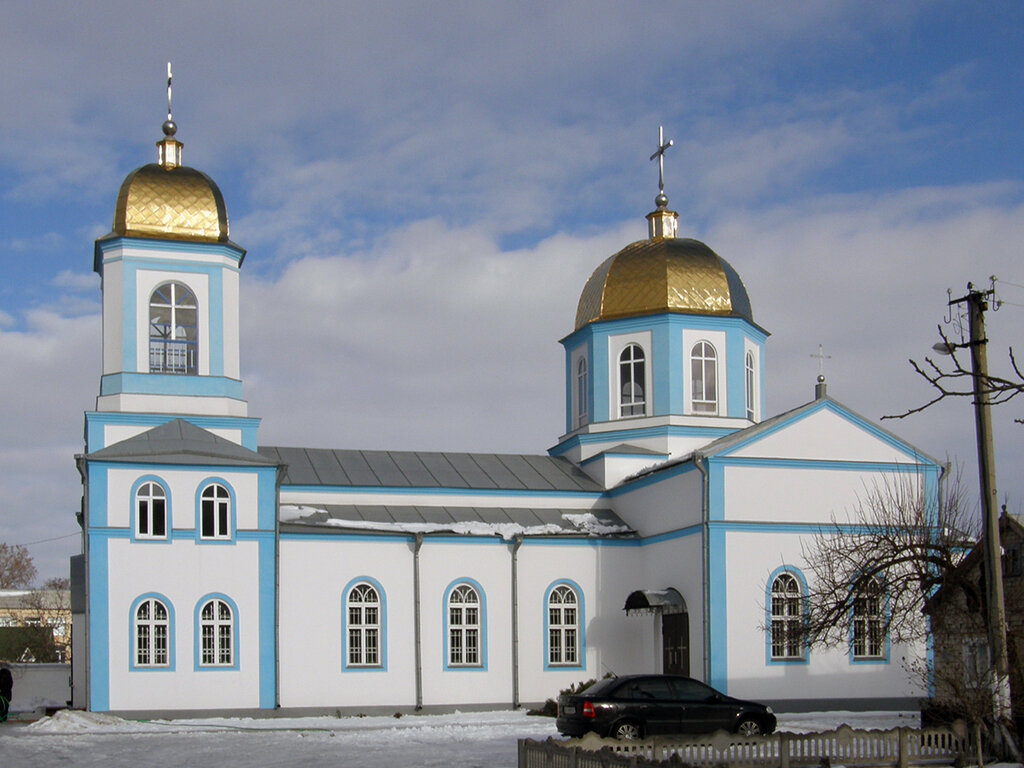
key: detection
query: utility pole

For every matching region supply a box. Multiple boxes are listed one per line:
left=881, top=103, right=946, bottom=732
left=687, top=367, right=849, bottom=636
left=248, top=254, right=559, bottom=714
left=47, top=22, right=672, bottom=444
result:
left=951, top=283, right=1011, bottom=720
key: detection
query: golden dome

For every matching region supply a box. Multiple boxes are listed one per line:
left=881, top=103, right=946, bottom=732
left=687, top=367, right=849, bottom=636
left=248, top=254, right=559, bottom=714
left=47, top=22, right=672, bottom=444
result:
left=112, top=163, right=229, bottom=243
left=574, top=237, right=754, bottom=331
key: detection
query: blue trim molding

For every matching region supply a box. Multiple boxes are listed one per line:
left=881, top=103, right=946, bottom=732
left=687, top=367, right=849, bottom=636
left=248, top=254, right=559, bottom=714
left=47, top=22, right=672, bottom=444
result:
left=764, top=566, right=810, bottom=666
left=194, top=478, right=238, bottom=544
left=128, top=593, right=176, bottom=672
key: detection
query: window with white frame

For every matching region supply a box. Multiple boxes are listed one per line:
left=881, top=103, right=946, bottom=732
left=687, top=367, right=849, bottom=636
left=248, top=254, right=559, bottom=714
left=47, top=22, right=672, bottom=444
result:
left=852, top=577, right=885, bottom=660
left=135, top=598, right=170, bottom=667
left=136, top=481, right=167, bottom=539
left=576, top=357, right=589, bottom=428
left=149, top=282, right=198, bottom=374
left=448, top=583, right=481, bottom=666
left=619, top=344, right=646, bottom=417
left=548, top=584, right=580, bottom=665
left=200, top=483, right=231, bottom=539
left=770, top=573, right=804, bottom=660
left=745, top=351, right=756, bottom=421
left=199, top=598, right=234, bottom=667
left=690, top=341, right=718, bottom=414
left=347, top=583, right=381, bottom=667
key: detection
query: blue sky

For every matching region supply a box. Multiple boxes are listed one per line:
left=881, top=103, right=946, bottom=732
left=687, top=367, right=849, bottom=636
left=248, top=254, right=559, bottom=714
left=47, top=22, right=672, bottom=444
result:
left=2, top=1, right=1024, bottom=580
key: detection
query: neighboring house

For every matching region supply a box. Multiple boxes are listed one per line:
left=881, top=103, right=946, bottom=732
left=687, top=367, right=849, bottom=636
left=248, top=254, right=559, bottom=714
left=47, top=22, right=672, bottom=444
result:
left=70, top=108, right=942, bottom=717
left=0, top=590, right=71, bottom=663
left=925, top=514, right=1024, bottom=725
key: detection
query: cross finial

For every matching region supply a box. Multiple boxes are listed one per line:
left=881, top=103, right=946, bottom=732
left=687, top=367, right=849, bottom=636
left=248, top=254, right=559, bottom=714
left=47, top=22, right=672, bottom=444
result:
left=649, top=126, right=673, bottom=205
left=166, top=62, right=173, bottom=121
left=811, top=344, right=832, bottom=378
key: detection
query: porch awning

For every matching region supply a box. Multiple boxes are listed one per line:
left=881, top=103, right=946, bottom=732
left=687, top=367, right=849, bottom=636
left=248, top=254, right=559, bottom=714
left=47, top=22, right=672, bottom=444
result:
left=623, top=587, right=686, bottom=616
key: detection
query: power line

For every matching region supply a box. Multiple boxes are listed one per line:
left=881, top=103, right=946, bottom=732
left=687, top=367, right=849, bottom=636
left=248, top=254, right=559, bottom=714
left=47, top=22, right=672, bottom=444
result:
left=14, top=532, right=79, bottom=548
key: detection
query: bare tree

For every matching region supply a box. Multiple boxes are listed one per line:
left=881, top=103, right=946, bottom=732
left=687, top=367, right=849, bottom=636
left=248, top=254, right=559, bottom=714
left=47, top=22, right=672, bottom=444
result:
left=0, top=543, right=37, bottom=590
left=797, top=471, right=977, bottom=649
left=21, top=577, right=72, bottom=662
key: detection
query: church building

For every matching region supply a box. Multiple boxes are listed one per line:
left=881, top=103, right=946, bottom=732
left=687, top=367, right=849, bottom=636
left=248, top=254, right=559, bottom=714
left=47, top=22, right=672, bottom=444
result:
left=70, top=102, right=941, bottom=716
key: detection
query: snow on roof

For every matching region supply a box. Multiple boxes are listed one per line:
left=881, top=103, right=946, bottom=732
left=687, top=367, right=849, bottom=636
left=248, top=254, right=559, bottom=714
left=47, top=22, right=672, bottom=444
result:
left=280, top=504, right=632, bottom=540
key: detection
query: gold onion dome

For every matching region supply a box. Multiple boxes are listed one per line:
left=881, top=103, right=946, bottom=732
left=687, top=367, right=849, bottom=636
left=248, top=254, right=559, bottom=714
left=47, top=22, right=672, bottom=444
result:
left=574, top=237, right=754, bottom=331
left=111, top=120, right=230, bottom=243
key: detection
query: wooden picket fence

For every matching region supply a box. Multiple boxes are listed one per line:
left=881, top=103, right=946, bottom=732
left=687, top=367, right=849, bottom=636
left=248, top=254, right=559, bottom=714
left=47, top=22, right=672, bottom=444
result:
left=519, top=724, right=971, bottom=768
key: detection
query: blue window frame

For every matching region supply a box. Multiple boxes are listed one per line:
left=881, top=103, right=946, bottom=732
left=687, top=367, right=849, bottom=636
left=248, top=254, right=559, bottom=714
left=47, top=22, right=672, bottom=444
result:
left=195, top=479, right=236, bottom=543
left=444, top=579, right=487, bottom=670
left=132, top=477, right=171, bottom=542
left=766, top=568, right=808, bottom=663
left=194, top=594, right=239, bottom=671
left=545, top=580, right=585, bottom=669
left=130, top=593, right=175, bottom=671
left=343, top=577, right=387, bottom=671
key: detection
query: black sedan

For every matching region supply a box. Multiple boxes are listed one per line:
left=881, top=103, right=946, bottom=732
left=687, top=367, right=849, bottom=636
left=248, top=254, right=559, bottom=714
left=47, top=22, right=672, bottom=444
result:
left=556, top=674, right=776, bottom=740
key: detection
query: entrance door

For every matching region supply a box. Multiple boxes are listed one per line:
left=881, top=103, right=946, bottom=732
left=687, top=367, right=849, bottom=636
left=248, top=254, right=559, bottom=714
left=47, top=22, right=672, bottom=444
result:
left=662, top=612, right=689, bottom=675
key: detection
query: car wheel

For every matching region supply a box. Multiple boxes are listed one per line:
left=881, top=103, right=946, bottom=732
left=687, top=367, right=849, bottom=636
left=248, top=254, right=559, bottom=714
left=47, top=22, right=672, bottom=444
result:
left=735, top=718, right=762, bottom=737
left=613, top=720, right=643, bottom=740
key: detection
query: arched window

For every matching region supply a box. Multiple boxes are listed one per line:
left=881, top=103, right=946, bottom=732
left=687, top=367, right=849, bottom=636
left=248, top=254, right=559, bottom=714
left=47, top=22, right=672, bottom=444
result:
left=198, top=598, right=234, bottom=667
left=136, top=481, right=167, bottom=539
left=576, top=357, right=588, bottom=428
left=347, top=583, right=381, bottom=667
left=691, top=341, right=717, bottom=414
left=200, top=483, right=231, bottom=540
left=547, top=584, right=580, bottom=666
left=135, top=598, right=170, bottom=667
left=619, top=344, right=646, bottom=417
left=448, top=583, right=482, bottom=666
left=852, top=576, right=885, bottom=660
left=770, top=573, right=804, bottom=660
left=745, top=351, right=756, bottom=421
left=149, top=282, right=198, bottom=374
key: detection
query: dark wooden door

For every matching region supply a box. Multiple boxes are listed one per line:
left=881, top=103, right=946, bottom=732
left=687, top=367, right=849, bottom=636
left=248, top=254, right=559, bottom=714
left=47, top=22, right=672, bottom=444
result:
left=662, top=612, right=689, bottom=675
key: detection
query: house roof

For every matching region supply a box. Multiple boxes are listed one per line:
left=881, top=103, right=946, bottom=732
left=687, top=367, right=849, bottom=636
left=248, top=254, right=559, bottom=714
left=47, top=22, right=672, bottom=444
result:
left=86, top=419, right=276, bottom=467
left=259, top=446, right=604, bottom=493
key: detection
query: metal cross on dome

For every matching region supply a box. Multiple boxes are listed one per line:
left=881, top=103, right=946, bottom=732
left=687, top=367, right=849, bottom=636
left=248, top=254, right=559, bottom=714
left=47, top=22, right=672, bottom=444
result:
left=166, top=62, right=173, bottom=121
left=649, top=126, right=674, bottom=196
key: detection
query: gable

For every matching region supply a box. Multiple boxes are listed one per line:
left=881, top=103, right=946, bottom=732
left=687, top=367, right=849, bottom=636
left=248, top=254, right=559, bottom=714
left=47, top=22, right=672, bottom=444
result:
left=715, top=401, right=931, bottom=465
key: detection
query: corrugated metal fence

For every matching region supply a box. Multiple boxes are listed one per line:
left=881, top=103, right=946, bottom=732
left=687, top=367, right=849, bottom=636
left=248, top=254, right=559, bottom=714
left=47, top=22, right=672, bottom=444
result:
left=519, top=724, right=970, bottom=768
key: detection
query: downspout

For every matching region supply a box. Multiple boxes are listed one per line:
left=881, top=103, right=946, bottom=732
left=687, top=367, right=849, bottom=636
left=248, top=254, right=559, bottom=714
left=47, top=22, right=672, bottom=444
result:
left=413, top=533, right=424, bottom=710
left=74, top=454, right=89, bottom=712
left=275, top=464, right=285, bottom=710
left=511, top=534, right=523, bottom=709
left=694, top=452, right=711, bottom=683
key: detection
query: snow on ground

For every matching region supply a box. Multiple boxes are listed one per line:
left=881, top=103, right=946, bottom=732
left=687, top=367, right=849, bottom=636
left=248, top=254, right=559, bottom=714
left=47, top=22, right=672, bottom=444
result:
left=0, top=709, right=924, bottom=768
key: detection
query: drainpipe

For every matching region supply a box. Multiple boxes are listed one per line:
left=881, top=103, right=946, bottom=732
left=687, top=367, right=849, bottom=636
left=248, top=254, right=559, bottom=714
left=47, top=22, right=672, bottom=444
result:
left=413, top=533, right=424, bottom=710
left=511, top=534, right=523, bottom=709
left=694, top=452, right=711, bottom=683
left=74, top=454, right=89, bottom=711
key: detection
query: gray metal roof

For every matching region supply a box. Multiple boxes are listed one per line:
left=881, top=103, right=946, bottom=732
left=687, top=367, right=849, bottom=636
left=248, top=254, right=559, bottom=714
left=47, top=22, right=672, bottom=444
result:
left=87, top=419, right=277, bottom=467
left=259, top=446, right=604, bottom=492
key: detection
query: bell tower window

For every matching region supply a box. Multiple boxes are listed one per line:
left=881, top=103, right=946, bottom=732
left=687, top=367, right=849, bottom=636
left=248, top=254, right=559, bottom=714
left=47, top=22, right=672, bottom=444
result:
left=576, top=357, right=589, bottom=428
left=619, top=344, right=646, bottom=417
left=690, top=341, right=718, bottom=414
left=149, top=282, right=198, bottom=374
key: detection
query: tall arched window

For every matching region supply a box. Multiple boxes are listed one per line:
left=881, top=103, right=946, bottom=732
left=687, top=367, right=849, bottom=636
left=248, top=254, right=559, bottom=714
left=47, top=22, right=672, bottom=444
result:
left=136, top=481, right=167, bottom=539
left=745, top=351, right=756, bottom=421
left=852, top=576, right=885, bottom=660
left=149, top=282, right=198, bottom=374
left=547, top=584, right=580, bottom=666
left=347, top=583, right=381, bottom=667
left=200, top=483, right=231, bottom=540
left=770, top=573, right=804, bottom=660
left=198, top=598, right=233, bottom=667
left=691, top=341, right=718, bottom=414
left=619, top=344, right=646, bottom=417
left=576, top=357, right=588, bottom=428
left=448, top=583, right=482, bottom=666
left=135, top=597, right=170, bottom=667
